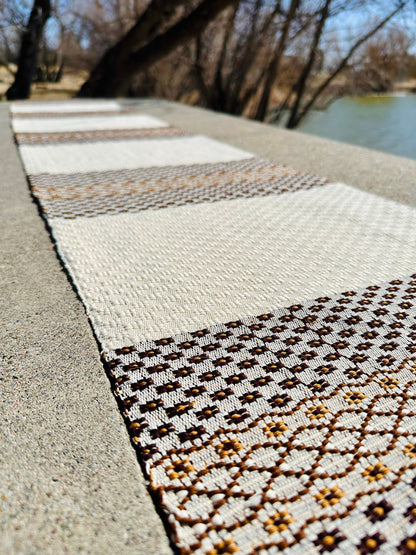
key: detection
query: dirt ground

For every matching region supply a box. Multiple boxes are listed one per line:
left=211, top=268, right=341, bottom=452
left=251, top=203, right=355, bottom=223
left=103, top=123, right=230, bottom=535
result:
left=0, top=67, right=87, bottom=100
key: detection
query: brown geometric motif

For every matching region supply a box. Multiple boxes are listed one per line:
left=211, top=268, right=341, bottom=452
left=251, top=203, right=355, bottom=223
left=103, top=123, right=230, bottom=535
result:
left=25, top=158, right=328, bottom=219
left=104, top=275, right=416, bottom=554
left=15, top=126, right=188, bottom=144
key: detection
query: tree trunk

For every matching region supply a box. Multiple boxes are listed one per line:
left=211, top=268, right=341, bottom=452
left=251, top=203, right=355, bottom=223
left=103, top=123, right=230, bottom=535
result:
left=78, top=0, right=240, bottom=98
left=254, top=0, right=299, bottom=121
left=285, top=0, right=331, bottom=128
left=55, top=61, right=65, bottom=83
left=224, top=0, right=263, bottom=112
left=78, top=0, right=179, bottom=98
left=193, top=36, right=211, bottom=106
left=211, top=4, right=239, bottom=110
left=231, top=1, right=283, bottom=115
left=6, top=0, right=51, bottom=100
left=290, top=0, right=408, bottom=128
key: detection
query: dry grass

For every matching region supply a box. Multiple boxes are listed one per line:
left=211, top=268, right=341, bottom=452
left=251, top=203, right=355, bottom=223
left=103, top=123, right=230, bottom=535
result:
left=395, top=78, right=416, bottom=92
left=0, top=68, right=88, bottom=100
left=0, top=65, right=15, bottom=97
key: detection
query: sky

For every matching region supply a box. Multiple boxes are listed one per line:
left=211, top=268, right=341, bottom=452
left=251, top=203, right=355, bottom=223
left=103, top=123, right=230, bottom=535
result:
left=8, top=0, right=416, bottom=55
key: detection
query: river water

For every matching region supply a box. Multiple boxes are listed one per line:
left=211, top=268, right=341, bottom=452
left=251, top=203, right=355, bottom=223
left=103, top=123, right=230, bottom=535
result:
left=298, top=94, right=416, bottom=161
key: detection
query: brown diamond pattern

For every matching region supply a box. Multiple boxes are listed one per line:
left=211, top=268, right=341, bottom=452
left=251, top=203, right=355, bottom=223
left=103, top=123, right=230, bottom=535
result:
left=103, top=275, right=416, bottom=554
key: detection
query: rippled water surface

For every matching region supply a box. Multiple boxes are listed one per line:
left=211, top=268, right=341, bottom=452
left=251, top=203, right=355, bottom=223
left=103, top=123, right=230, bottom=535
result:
left=299, top=95, right=416, bottom=160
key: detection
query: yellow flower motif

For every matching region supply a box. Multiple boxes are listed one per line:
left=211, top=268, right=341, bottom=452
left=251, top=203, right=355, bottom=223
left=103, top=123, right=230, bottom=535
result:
left=405, top=539, right=416, bottom=551
left=263, top=421, right=289, bottom=438
left=166, top=457, right=195, bottom=480
left=265, top=510, right=295, bottom=534
left=306, top=404, right=329, bottom=420
left=344, top=390, right=367, bottom=405
left=361, top=538, right=381, bottom=551
left=215, top=438, right=243, bottom=458
left=379, top=377, right=400, bottom=390
left=363, top=461, right=390, bottom=482
left=206, top=538, right=239, bottom=555
left=316, top=485, right=345, bottom=507
left=322, top=535, right=336, bottom=547
left=404, top=443, right=416, bottom=458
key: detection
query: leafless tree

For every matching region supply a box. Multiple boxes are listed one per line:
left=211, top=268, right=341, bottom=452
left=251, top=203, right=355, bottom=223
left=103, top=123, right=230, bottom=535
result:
left=78, top=0, right=242, bottom=97
left=6, top=0, right=51, bottom=99
left=349, top=26, right=414, bottom=93
left=2, top=0, right=413, bottom=127
left=283, top=0, right=410, bottom=127
left=0, top=1, right=31, bottom=72
left=188, top=0, right=412, bottom=126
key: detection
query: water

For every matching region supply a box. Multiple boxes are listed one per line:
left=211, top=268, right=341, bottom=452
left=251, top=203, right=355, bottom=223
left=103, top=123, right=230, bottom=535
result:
left=298, top=94, right=416, bottom=160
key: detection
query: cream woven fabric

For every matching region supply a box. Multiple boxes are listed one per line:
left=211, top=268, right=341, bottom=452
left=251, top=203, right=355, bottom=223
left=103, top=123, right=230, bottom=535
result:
left=11, top=100, right=416, bottom=555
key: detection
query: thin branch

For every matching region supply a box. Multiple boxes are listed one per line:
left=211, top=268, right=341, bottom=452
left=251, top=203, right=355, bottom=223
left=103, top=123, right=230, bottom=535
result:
left=293, top=0, right=409, bottom=127
left=286, top=0, right=332, bottom=129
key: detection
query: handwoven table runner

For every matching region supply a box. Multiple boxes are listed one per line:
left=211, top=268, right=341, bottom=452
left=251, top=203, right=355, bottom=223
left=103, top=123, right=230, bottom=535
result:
left=11, top=100, right=416, bottom=554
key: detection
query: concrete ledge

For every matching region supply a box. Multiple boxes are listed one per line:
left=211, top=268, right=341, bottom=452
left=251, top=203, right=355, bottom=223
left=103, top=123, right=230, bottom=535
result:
left=1, top=98, right=415, bottom=554
left=122, top=98, right=416, bottom=207
left=0, top=103, right=172, bottom=555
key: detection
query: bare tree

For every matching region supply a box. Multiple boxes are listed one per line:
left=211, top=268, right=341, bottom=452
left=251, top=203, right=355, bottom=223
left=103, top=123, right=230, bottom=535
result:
left=188, top=0, right=411, bottom=127
left=78, top=0, right=241, bottom=97
left=285, top=0, right=331, bottom=127
left=191, top=0, right=287, bottom=114
left=6, top=0, right=51, bottom=100
left=350, top=26, right=413, bottom=93
left=284, top=0, right=410, bottom=128
left=5, top=0, right=411, bottom=124
left=254, top=0, right=301, bottom=120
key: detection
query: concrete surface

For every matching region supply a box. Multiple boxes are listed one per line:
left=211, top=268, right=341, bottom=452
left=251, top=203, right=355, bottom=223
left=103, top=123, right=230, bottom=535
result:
left=1, top=98, right=415, bottom=554
left=0, top=103, right=172, bottom=555
left=123, top=98, right=416, bottom=207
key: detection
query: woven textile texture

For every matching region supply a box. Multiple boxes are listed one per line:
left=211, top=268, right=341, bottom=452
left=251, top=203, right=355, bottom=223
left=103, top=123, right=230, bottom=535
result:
left=11, top=100, right=416, bottom=555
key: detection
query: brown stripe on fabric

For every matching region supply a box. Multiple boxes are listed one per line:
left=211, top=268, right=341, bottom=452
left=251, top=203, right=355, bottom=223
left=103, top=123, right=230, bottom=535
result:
left=33, top=163, right=309, bottom=200
left=103, top=274, right=416, bottom=555
left=28, top=159, right=273, bottom=190
left=15, top=126, right=188, bottom=145
left=11, top=109, right=137, bottom=118
left=32, top=165, right=328, bottom=219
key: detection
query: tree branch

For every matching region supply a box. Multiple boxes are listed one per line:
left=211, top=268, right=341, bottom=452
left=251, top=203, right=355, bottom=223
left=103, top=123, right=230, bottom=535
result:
left=286, top=0, right=331, bottom=128
left=78, top=0, right=180, bottom=97
left=291, top=0, right=409, bottom=127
